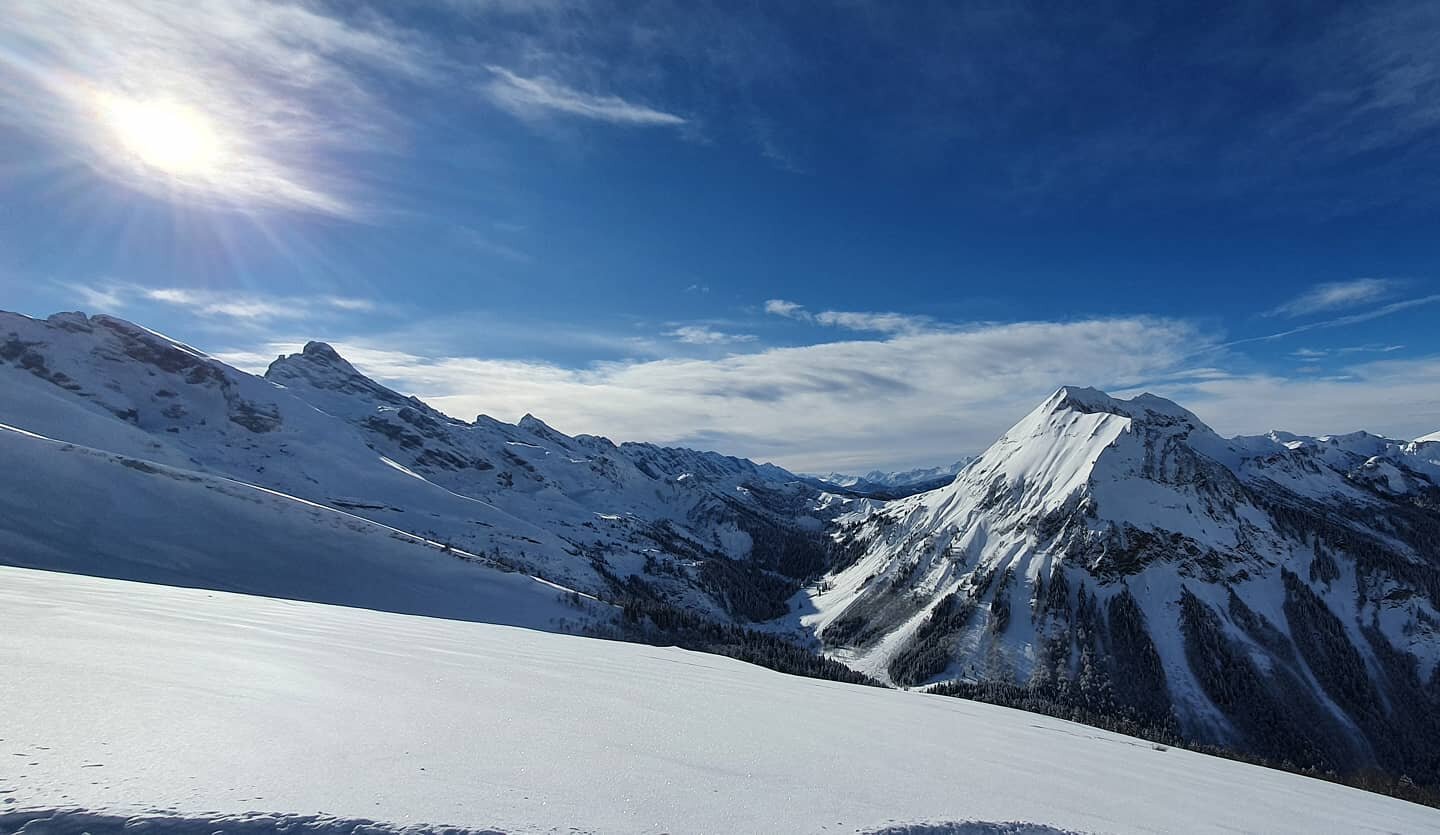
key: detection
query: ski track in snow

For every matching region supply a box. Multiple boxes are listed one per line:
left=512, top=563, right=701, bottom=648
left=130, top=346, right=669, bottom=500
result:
left=3, top=567, right=1437, bottom=835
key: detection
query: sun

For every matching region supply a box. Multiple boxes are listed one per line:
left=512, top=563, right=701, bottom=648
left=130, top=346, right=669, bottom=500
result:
left=100, top=96, right=223, bottom=178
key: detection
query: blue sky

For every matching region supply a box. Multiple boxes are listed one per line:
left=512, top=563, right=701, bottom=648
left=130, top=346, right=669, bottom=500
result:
left=3, top=0, right=1440, bottom=470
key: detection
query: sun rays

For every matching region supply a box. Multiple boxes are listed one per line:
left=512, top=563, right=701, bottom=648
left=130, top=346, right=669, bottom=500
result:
left=100, top=96, right=224, bottom=180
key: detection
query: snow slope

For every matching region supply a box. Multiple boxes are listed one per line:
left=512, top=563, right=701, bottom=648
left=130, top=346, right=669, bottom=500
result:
left=0, top=423, right=599, bottom=631
left=0, top=310, right=850, bottom=620
left=3, top=567, right=1434, bottom=835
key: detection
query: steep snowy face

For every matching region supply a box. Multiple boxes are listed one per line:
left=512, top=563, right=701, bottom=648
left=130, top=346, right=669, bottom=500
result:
left=264, top=341, right=807, bottom=508
left=0, top=423, right=601, bottom=630
left=265, top=340, right=433, bottom=422
left=264, top=337, right=842, bottom=537
left=0, top=312, right=287, bottom=462
left=812, top=386, right=1440, bottom=788
left=860, top=386, right=1268, bottom=578
left=0, top=310, right=606, bottom=590
left=1, top=309, right=848, bottom=623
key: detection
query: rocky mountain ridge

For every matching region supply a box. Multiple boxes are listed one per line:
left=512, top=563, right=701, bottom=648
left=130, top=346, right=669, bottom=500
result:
left=804, top=385, right=1440, bottom=785
left=0, top=310, right=852, bottom=625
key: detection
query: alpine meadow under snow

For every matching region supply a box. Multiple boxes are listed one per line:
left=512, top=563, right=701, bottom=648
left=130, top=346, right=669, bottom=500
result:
left=3, top=308, right=1440, bottom=832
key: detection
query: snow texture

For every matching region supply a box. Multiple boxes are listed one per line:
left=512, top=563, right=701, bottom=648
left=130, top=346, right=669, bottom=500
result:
left=2, top=567, right=1435, bottom=835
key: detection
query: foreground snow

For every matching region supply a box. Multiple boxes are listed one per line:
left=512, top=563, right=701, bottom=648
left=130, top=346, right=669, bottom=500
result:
left=3, top=568, right=1434, bottom=834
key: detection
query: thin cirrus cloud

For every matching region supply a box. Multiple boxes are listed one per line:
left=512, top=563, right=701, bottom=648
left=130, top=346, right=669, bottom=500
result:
left=1234, top=292, right=1440, bottom=346
left=63, top=282, right=375, bottom=324
left=156, top=290, right=377, bottom=322
left=1291, top=344, right=1404, bottom=360
left=765, top=299, right=931, bottom=334
left=142, top=289, right=376, bottom=322
left=813, top=310, right=932, bottom=335
left=482, top=67, right=688, bottom=127
left=1269, top=278, right=1397, bottom=317
left=666, top=326, right=758, bottom=346
left=764, top=299, right=807, bottom=318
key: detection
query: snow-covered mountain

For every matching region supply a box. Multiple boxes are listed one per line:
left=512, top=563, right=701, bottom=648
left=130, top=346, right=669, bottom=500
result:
left=810, top=459, right=975, bottom=495
left=806, top=385, right=1440, bottom=787
left=0, top=310, right=851, bottom=625
left=5, top=566, right=1435, bottom=834
left=6, top=309, right=1440, bottom=798
left=0, top=422, right=599, bottom=631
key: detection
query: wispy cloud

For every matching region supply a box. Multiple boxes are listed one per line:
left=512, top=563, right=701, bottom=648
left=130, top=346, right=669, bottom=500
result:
left=1291, top=344, right=1404, bottom=360
left=2, top=0, right=438, bottom=217
left=1270, top=279, right=1397, bottom=317
left=764, top=299, right=930, bottom=334
left=813, top=310, right=930, bottom=334
left=1338, top=343, right=1405, bottom=354
left=483, top=67, right=687, bottom=127
left=63, top=281, right=375, bottom=323
left=149, top=289, right=378, bottom=321
left=458, top=227, right=534, bottom=264
left=764, top=299, right=807, bottom=318
left=666, top=326, right=757, bottom=346
left=1234, top=293, right=1440, bottom=346
left=58, top=281, right=126, bottom=311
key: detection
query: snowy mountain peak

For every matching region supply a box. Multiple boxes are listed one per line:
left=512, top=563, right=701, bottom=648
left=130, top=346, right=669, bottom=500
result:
left=301, top=340, right=345, bottom=362
left=1045, top=385, right=1201, bottom=426
left=517, top=412, right=560, bottom=435
left=814, top=382, right=1440, bottom=792
left=264, top=340, right=440, bottom=427
left=1045, top=384, right=1115, bottom=412
left=971, top=386, right=1222, bottom=509
left=271, top=340, right=365, bottom=379
left=45, top=310, right=95, bottom=332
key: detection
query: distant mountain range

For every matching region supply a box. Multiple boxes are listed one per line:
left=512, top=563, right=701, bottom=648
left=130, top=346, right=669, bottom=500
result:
left=807, top=459, right=974, bottom=497
left=4, top=309, right=1440, bottom=794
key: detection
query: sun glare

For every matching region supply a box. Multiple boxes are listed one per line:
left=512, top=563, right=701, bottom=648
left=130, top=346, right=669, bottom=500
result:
left=101, top=96, right=223, bottom=178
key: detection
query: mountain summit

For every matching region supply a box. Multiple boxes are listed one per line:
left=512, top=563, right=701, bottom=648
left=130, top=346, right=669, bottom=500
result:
left=808, top=385, right=1440, bottom=784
